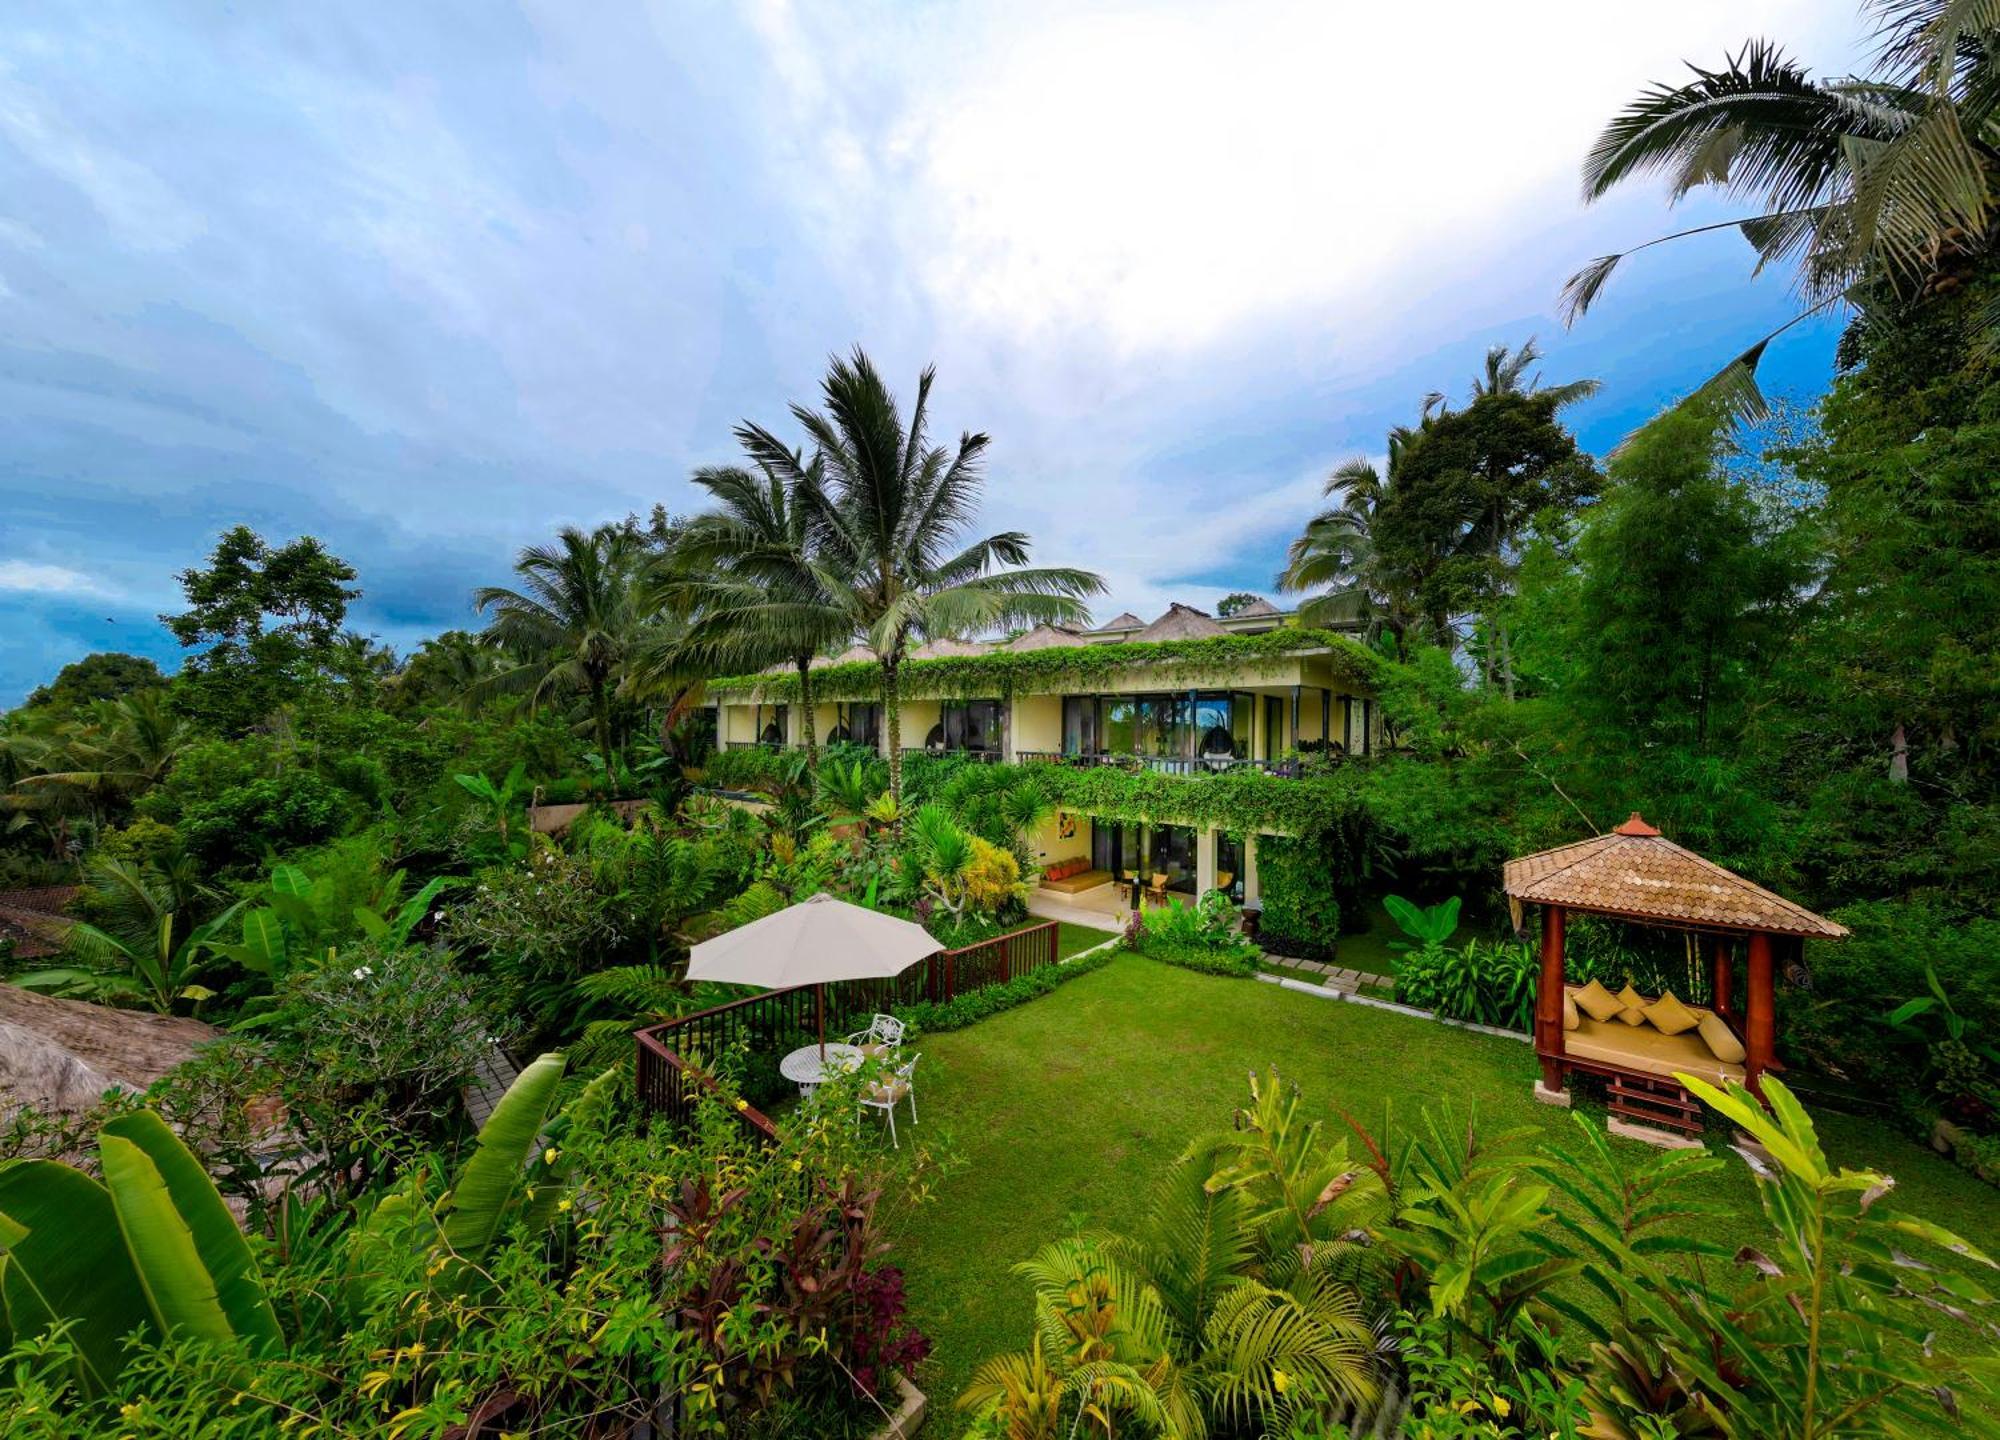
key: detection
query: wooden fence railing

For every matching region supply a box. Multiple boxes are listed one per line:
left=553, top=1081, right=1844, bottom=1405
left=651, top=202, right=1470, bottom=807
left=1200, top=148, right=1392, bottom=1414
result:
left=633, top=918, right=1062, bottom=1135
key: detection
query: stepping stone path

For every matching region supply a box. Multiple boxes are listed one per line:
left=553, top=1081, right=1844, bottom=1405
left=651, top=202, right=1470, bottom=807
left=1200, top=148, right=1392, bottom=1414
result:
left=1262, top=956, right=1390, bottom=994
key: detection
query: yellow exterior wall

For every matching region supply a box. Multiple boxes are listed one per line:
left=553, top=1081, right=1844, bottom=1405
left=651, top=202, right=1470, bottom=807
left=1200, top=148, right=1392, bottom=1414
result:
left=1012, top=693, right=1062, bottom=755
left=896, top=699, right=941, bottom=754
left=1028, top=809, right=1091, bottom=868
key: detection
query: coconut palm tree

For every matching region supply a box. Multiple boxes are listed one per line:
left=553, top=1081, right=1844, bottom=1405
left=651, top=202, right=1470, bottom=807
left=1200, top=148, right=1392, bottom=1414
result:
left=1564, top=7, right=2000, bottom=414
left=736, top=349, right=1104, bottom=805
left=11, top=690, right=195, bottom=809
left=1279, top=445, right=1405, bottom=642
left=474, top=524, right=647, bottom=762
left=644, top=447, right=856, bottom=765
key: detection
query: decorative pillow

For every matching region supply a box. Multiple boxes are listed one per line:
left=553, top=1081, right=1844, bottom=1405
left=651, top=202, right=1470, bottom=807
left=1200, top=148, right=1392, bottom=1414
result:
left=1573, top=979, right=1624, bottom=1023
left=1562, top=993, right=1580, bottom=1031
left=1645, top=990, right=1701, bottom=1036
left=1615, top=984, right=1649, bottom=1026
left=1697, top=1012, right=1747, bottom=1065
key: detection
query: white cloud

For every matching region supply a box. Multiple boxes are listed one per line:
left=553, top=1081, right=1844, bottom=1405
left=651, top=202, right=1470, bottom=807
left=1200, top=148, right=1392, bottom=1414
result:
left=0, top=561, right=117, bottom=599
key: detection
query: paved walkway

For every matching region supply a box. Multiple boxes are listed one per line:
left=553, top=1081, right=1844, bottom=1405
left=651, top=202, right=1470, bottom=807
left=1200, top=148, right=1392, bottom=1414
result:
left=1260, top=956, right=1391, bottom=994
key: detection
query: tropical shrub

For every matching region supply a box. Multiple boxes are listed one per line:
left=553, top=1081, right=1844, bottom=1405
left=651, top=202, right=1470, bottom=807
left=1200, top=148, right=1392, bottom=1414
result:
left=175, top=769, right=351, bottom=871
left=1131, top=894, right=1260, bottom=977
left=962, top=1071, right=1384, bottom=1439
left=893, top=940, right=1115, bottom=1033
left=1394, top=937, right=1536, bottom=1031
left=1254, top=832, right=1343, bottom=960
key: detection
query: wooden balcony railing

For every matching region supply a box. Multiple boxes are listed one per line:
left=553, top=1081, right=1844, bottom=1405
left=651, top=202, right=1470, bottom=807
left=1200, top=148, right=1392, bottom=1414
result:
left=633, top=918, right=1062, bottom=1136
left=899, top=746, right=1004, bottom=763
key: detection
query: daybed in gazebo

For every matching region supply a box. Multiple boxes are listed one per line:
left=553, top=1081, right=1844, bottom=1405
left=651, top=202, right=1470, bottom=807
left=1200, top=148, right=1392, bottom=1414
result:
left=1504, top=813, right=1847, bottom=1136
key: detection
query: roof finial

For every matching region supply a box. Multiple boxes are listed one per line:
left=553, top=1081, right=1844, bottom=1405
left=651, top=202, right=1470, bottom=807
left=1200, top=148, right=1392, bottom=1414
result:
left=1613, top=812, right=1660, bottom=837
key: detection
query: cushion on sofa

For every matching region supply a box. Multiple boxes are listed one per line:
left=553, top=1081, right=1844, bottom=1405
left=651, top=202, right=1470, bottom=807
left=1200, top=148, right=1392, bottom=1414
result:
left=1644, top=991, right=1701, bottom=1037
left=1562, top=993, right=1579, bottom=1030
left=1697, top=1012, right=1746, bottom=1064
left=1573, top=979, right=1624, bottom=1023
left=1614, top=983, right=1649, bottom=1026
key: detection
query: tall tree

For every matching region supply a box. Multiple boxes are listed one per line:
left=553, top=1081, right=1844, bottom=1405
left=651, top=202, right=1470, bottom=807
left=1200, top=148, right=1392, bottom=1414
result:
left=1565, top=6, right=2000, bottom=413
left=474, top=523, right=646, bottom=763
left=1278, top=450, right=1397, bottom=638
left=161, top=527, right=360, bottom=735
left=649, top=448, right=855, bottom=765
left=737, top=349, right=1103, bottom=805
left=23, top=653, right=163, bottom=712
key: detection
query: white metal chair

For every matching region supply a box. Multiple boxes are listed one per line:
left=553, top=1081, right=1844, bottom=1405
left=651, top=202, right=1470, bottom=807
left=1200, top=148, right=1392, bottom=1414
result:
left=857, top=1053, right=920, bottom=1148
left=845, top=1013, right=906, bottom=1055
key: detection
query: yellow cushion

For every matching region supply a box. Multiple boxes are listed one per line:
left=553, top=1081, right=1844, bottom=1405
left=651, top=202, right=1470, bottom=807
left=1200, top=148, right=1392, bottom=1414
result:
left=1697, top=1012, right=1746, bottom=1065
left=1573, top=979, right=1624, bottom=1023
left=1644, top=991, right=1700, bottom=1037
left=1562, top=993, right=1580, bottom=1031
left=1614, top=984, right=1648, bottom=1026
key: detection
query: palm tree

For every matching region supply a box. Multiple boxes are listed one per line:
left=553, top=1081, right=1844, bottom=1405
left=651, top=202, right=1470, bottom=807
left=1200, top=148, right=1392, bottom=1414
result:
left=1279, top=438, right=1413, bottom=643
left=1564, top=9, right=2000, bottom=414
left=646, top=447, right=856, bottom=765
left=11, top=690, right=195, bottom=808
left=736, top=349, right=1104, bottom=805
left=474, top=524, right=646, bottom=762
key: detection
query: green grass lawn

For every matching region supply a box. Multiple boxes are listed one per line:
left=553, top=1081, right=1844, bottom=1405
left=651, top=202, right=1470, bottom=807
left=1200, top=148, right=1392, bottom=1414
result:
left=1054, top=920, right=1115, bottom=960
left=887, top=953, right=1999, bottom=1411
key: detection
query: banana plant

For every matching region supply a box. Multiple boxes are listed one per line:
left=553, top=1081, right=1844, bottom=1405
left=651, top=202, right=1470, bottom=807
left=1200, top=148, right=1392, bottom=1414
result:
left=0, top=1110, right=282, bottom=1397
left=454, top=761, right=529, bottom=861
left=346, top=1055, right=616, bottom=1310
left=16, top=901, right=245, bottom=1015
left=1383, top=894, right=1461, bottom=953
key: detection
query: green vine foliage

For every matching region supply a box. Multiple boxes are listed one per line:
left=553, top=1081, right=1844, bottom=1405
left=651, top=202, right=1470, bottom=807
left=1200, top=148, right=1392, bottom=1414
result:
left=1254, top=833, right=1344, bottom=959
left=899, top=753, right=1367, bottom=839
left=707, top=627, right=1382, bottom=703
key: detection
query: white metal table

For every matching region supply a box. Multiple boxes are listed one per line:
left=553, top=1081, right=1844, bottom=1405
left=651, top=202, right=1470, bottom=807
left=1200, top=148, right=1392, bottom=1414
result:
left=779, top=1042, right=864, bottom=1088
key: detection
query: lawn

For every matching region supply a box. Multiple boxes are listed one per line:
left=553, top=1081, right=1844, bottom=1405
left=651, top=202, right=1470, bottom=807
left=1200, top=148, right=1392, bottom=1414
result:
left=886, top=952, right=2000, bottom=1412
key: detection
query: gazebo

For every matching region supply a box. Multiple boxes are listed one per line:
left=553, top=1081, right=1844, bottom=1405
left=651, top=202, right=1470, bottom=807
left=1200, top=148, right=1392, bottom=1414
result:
left=1504, top=813, right=1847, bottom=1134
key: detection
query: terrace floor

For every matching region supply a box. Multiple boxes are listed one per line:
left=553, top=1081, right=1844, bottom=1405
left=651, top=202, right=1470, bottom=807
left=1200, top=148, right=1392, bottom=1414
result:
left=886, top=952, right=2000, bottom=1411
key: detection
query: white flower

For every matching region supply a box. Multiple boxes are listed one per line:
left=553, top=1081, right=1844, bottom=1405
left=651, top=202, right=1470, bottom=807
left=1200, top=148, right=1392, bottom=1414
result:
left=351, top=965, right=374, bottom=980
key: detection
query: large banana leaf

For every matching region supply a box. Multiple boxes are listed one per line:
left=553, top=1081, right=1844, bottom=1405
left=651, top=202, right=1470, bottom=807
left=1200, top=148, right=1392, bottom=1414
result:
left=439, top=1051, right=565, bottom=1259
left=516, top=1064, right=618, bottom=1235
left=0, top=1160, right=150, bottom=1397
left=99, top=1112, right=283, bottom=1354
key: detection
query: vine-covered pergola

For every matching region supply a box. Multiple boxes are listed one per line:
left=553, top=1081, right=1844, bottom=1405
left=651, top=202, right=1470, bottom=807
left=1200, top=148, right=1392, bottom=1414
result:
left=1505, top=814, right=1847, bottom=1110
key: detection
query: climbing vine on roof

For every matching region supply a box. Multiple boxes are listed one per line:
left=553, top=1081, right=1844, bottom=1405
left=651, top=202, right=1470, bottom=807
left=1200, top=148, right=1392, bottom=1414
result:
left=708, top=628, right=1381, bottom=703
left=900, top=752, right=1369, bottom=838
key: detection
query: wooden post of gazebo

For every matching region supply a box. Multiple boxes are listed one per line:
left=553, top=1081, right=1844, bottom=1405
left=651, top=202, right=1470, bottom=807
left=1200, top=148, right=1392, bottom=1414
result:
left=1504, top=813, right=1845, bottom=1133
left=1534, top=904, right=1567, bottom=1102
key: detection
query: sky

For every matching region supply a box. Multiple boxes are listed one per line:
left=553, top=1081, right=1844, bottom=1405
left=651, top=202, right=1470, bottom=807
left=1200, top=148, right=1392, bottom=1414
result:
left=0, top=0, right=1862, bottom=705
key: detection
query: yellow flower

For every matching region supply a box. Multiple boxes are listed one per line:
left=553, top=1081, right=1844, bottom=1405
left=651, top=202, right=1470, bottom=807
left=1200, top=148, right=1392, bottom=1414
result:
left=407, top=1341, right=426, bottom=1358
left=1271, top=1367, right=1290, bottom=1394
left=734, top=1098, right=749, bottom=1111
left=544, top=1146, right=558, bottom=1165
left=558, top=1197, right=573, bottom=1212
left=1490, top=1395, right=1511, bottom=1418
left=1458, top=1398, right=1484, bottom=1415
left=789, top=1159, right=803, bottom=1173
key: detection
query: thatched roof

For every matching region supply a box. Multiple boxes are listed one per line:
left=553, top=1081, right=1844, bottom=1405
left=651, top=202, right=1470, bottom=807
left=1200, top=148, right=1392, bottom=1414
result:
left=0, top=887, right=77, bottom=961
left=816, top=645, right=877, bottom=668
left=1008, top=624, right=1088, bottom=652
left=1226, top=597, right=1279, bottom=617
left=1135, top=604, right=1227, bottom=642
left=909, top=637, right=994, bottom=660
left=1503, top=814, right=1848, bottom=938
left=0, top=985, right=220, bottom=1115
left=1098, top=612, right=1144, bottom=630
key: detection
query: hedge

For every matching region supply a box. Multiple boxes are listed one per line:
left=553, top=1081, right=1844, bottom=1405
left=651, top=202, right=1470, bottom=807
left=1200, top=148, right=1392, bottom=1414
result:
left=892, top=939, right=1118, bottom=1032
left=1254, top=832, right=1343, bottom=960
left=1132, top=936, right=1260, bottom=977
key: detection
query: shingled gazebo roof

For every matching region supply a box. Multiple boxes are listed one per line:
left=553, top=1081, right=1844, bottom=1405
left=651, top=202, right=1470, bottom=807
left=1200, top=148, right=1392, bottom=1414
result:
left=1503, top=814, right=1847, bottom=939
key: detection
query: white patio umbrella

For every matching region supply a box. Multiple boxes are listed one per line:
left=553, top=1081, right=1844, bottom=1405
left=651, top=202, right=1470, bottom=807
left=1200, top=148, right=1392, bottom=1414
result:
left=684, top=892, right=939, bottom=1059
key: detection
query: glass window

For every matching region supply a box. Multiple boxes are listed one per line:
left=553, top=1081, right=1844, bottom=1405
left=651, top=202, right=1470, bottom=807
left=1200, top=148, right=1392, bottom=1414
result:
left=1102, top=696, right=1136, bottom=754
left=1232, top=693, right=1254, bottom=759
left=1138, top=695, right=1193, bottom=757
left=835, top=703, right=880, bottom=748
left=942, top=700, right=1003, bottom=753
left=1062, top=696, right=1098, bottom=755
left=759, top=704, right=789, bottom=746
left=1194, top=693, right=1235, bottom=758
left=1147, top=824, right=1196, bottom=892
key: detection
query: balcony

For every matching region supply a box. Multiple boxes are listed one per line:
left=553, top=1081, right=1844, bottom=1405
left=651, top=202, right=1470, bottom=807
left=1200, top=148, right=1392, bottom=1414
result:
left=901, top=745, right=1004, bottom=764
left=1015, top=750, right=1301, bottom=779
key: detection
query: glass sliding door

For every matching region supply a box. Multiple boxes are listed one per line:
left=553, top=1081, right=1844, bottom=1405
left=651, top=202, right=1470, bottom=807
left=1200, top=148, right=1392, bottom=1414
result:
left=1146, top=823, right=1197, bottom=893
left=1061, top=696, right=1099, bottom=756
left=940, top=699, right=1004, bottom=755
left=1232, top=693, right=1254, bottom=759
left=1102, top=696, right=1137, bottom=755
left=1214, top=832, right=1244, bottom=902
left=1193, top=693, right=1235, bottom=760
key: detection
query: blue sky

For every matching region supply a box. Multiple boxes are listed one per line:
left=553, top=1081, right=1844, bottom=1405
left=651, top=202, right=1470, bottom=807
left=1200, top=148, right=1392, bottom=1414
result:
left=0, top=1, right=1859, bottom=704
